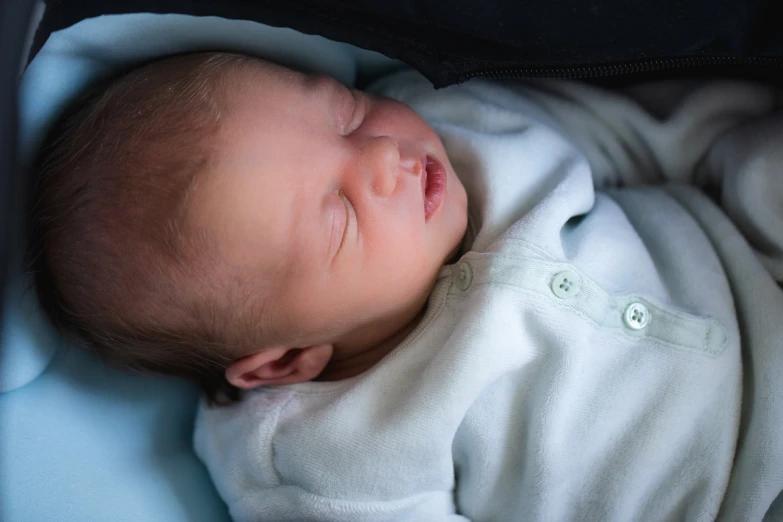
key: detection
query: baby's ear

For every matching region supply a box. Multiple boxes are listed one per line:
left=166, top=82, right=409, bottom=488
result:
left=225, top=345, right=333, bottom=389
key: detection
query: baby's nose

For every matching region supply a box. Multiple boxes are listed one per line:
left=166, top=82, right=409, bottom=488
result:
left=362, top=136, right=399, bottom=198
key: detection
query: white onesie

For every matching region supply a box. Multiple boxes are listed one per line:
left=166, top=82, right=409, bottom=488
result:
left=195, top=71, right=783, bottom=522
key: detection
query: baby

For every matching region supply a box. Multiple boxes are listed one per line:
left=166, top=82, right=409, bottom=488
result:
left=29, top=52, right=783, bottom=521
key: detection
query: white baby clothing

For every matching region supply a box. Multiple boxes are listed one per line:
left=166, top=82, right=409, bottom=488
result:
left=195, top=72, right=783, bottom=521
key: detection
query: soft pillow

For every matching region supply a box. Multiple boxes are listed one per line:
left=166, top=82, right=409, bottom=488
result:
left=7, top=10, right=400, bottom=392
left=1, top=11, right=398, bottom=521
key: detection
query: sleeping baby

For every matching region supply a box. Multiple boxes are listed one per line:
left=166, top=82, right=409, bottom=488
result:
left=29, top=52, right=783, bottom=521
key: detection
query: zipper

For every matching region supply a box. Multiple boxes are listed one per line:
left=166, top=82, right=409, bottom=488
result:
left=463, top=56, right=783, bottom=81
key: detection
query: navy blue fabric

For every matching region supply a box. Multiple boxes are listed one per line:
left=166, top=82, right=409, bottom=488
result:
left=30, top=0, right=783, bottom=88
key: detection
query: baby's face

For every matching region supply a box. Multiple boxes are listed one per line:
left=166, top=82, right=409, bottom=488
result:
left=191, top=60, right=467, bottom=359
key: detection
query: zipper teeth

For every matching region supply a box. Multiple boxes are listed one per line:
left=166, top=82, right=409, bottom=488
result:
left=464, top=56, right=783, bottom=80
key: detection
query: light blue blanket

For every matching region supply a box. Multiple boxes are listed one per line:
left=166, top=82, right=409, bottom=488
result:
left=1, top=11, right=399, bottom=521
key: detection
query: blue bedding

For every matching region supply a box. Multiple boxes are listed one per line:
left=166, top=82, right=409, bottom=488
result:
left=1, top=11, right=399, bottom=521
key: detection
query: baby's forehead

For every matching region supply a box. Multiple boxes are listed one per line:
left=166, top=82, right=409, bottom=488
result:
left=183, top=58, right=350, bottom=328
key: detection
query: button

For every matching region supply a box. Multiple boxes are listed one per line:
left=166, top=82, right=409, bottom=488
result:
left=624, top=302, right=651, bottom=330
left=551, top=271, right=580, bottom=299
left=456, top=262, right=473, bottom=291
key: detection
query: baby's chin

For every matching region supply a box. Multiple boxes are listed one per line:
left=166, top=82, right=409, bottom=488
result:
left=436, top=203, right=468, bottom=267
left=444, top=238, right=465, bottom=266
left=446, top=167, right=470, bottom=255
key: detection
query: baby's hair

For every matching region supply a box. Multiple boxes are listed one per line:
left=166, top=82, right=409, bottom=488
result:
left=27, top=52, right=256, bottom=405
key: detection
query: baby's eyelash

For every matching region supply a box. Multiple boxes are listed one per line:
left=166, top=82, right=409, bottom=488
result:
left=337, top=189, right=351, bottom=251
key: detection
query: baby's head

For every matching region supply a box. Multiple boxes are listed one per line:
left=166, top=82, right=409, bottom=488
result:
left=29, top=52, right=468, bottom=403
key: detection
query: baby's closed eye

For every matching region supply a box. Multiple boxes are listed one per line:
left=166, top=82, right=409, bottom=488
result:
left=328, top=190, right=352, bottom=261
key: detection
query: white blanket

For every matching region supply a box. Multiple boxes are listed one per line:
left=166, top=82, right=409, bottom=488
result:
left=195, top=72, right=783, bottom=522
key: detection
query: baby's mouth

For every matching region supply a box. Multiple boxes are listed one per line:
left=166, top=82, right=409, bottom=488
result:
left=422, top=156, right=446, bottom=221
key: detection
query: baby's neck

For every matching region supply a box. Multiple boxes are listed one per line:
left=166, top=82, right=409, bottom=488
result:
left=315, top=307, right=427, bottom=382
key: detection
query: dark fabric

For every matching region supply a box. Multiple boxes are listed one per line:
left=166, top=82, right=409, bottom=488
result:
left=0, top=0, right=36, bottom=322
left=31, top=0, right=783, bottom=87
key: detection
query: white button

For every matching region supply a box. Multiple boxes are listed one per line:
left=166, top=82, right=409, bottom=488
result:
left=551, top=271, right=580, bottom=299
left=624, top=302, right=651, bottom=330
left=456, top=262, right=473, bottom=291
